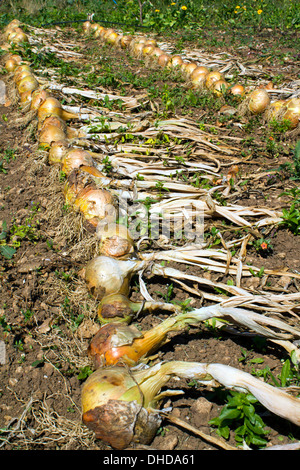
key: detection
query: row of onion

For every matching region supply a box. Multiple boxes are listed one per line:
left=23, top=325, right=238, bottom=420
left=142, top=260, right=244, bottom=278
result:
left=82, top=21, right=300, bottom=129
left=3, top=20, right=300, bottom=450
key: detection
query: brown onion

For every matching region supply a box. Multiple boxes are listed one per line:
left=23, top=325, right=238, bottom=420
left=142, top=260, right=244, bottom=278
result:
left=96, top=222, right=134, bottom=258
left=157, top=53, right=170, bottom=67
left=74, top=187, right=116, bottom=226
left=30, top=89, right=50, bottom=110
left=48, top=140, right=69, bottom=165
left=17, top=75, right=39, bottom=94
left=61, top=148, right=95, bottom=175
left=167, top=55, right=183, bottom=68
left=212, top=79, right=229, bottom=96
left=230, top=84, right=245, bottom=97
left=205, top=71, right=224, bottom=90
left=248, top=88, right=270, bottom=114
left=39, top=124, right=67, bottom=147
left=120, top=35, right=132, bottom=49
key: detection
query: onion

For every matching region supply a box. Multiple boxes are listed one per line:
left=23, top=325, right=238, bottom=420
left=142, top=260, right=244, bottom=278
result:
left=17, top=75, right=39, bottom=94
left=8, top=30, right=28, bottom=44
left=83, top=255, right=147, bottom=300
left=142, top=44, right=155, bottom=57
left=97, top=293, right=178, bottom=325
left=182, top=62, right=198, bottom=77
left=74, top=187, right=116, bottom=227
left=230, top=83, right=245, bottom=97
left=205, top=71, right=224, bottom=90
left=283, top=98, right=300, bottom=129
left=264, top=99, right=286, bottom=121
left=5, top=58, right=18, bottom=72
left=157, top=53, right=170, bottom=67
left=212, top=79, right=229, bottom=97
left=105, top=31, right=119, bottom=45
left=63, top=166, right=105, bottom=205
left=248, top=88, right=270, bottom=114
left=30, top=89, right=50, bottom=110
left=38, top=97, right=78, bottom=122
left=39, top=124, right=67, bottom=147
left=119, top=35, right=132, bottom=49
left=20, top=90, right=32, bottom=104
left=61, top=148, right=95, bottom=175
left=88, top=302, right=300, bottom=368
left=48, top=140, right=69, bottom=164
left=132, top=42, right=144, bottom=57
left=167, top=55, right=183, bottom=68
left=81, top=360, right=300, bottom=449
left=96, top=222, right=134, bottom=258
left=82, top=21, right=91, bottom=33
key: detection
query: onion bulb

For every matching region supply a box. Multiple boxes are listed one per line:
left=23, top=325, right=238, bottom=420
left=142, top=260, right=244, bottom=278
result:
left=61, top=148, right=95, bottom=175
left=5, top=58, right=19, bottom=72
left=83, top=255, right=147, bottom=300
left=248, top=88, right=270, bottom=115
left=8, top=30, right=28, bottom=44
left=157, top=53, right=170, bottom=67
left=205, top=71, right=224, bottom=90
left=264, top=99, right=286, bottom=122
left=48, top=140, right=69, bottom=165
left=230, top=83, right=245, bottom=97
left=105, top=31, right=119, bottom=45
left=39, top=124, right=67, bottom=147
left=212, top=79, right=229, bottom=97
left=88, top=301, right=300, bottom=368
left=81, top=360, right=300, bottom=449
left=120, top=35, right=132, bottom=49
left=167, top=55, right=184, bottom=68
left=97, top=293, right=178, bottom=325
left=20, top=90, right=32, bottom=104
left=38, top=97, right=78, bottom=122
left=17, top=75, right=39, bottom=94
left=182, top=62, right=198, bottom=77
left=96, top=222, right=134, bottom=258
left=142, top=44, right=155, bottom=57
left=30, top=89, right=50, bottom=110
left=74, top=187, right=116, bottom=227
left=63, top=166, right=105, bottom=205
left=283, top=98, right=300, bottom=129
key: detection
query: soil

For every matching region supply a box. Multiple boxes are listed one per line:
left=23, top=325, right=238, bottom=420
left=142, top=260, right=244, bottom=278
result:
left=0, top=23, right=300, bottom=452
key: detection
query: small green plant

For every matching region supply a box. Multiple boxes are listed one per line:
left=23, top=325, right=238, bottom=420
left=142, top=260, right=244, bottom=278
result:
left=280, top=187, right=300, bottom=235
left=209, top=390, right=269, bottom=447
left=77, top=365, right=93, bottom=381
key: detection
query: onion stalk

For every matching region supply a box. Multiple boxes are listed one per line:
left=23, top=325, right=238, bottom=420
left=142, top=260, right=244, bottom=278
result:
left=81, top=360, right=300, bottom=449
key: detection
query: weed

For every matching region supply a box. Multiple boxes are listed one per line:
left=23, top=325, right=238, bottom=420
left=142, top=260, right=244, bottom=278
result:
left=209, top=390, right=269, bottom=447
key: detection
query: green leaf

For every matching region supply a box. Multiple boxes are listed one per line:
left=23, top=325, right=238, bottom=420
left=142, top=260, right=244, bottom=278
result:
left=0, top=245, right=16, bottom=259
left=280, top=359, right=291, bottom=387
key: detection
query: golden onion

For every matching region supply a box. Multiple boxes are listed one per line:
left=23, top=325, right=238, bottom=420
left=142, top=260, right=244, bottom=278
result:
left=97, top=294, right=141, bottom=325
left=61, top=148, right=95, bottom=175
left=83, top=255, right=145, bottom=299
left=17, top=75, right=39, bottom=94
left=48, top=140, right=69, bottom=165
left=248, top=88, right=270, bottom=114
left=96, top=222, right=134, bottom=258
left=38, top=97, right=78, bottom=122
left=5, top=58, right=18, bottom=72
left=183, top=62, right=198, bottom=76
left=81, top=360, right=300, bottom=449
left=120, top=35, right=132, bottom=49
left=212, top=79, right=229, bottom=97
left=167, top=55, right=184, bottom=68
left=157, top=53, right=170, bottom=67
left=39, top=124, right=67, bottom=147
left=20, top=90, right=33, bottom=104
left=74, top=187, right=116, bottom=227
left=205, top=71, right=224, bottom=90
left=230, top=83, right=245, bottom=97
left=30, top=89, right=50, bottom=110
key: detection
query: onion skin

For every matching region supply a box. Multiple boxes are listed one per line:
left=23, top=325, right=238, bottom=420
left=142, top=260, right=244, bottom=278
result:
left=248, top=88, right=270, bottom=115
left=17, top=75, right=39, bottom=94
left=97, top=294, right=139, bottom=324
left=61, top=148, right=95, bottom=175
left=167, top=55, right=183, bottom=68
left=74, top=187, right=116, bottom=226
left=88, top=320, right=170, bottom=368
left=39, top=124, right=67, bottom=147
left=96, top=222, right=134, bottom=258
left=84, top=256, right=139, bottom=300
left=81, top=366, right=162, bottom=449
left=205, top=71, right=224, bottom=90
left=157, top=53, right=170, bottom=67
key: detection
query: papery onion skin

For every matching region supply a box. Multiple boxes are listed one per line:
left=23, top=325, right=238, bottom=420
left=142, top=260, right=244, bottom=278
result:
left=61, top=148, right=95, bottom=175
left=74, top=187, right=116, bottom=226
left=205, top=71, right=224, bottom=90
left=81, top=366, right=162, bottom=449
left=248, top=88, right=270, bottom=115
left=167, top=55, right=183, bottom=68
left=96, top=222, right=134, bottom=258
left=39, top=124, right=67, bottom=147
left=84, top=256, right=138, bottom=300
left=48, top=140, right=69, bottom=165
left=97, top=294, right=139, bottom=324
left=157, top=54, right=170, bottom=67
